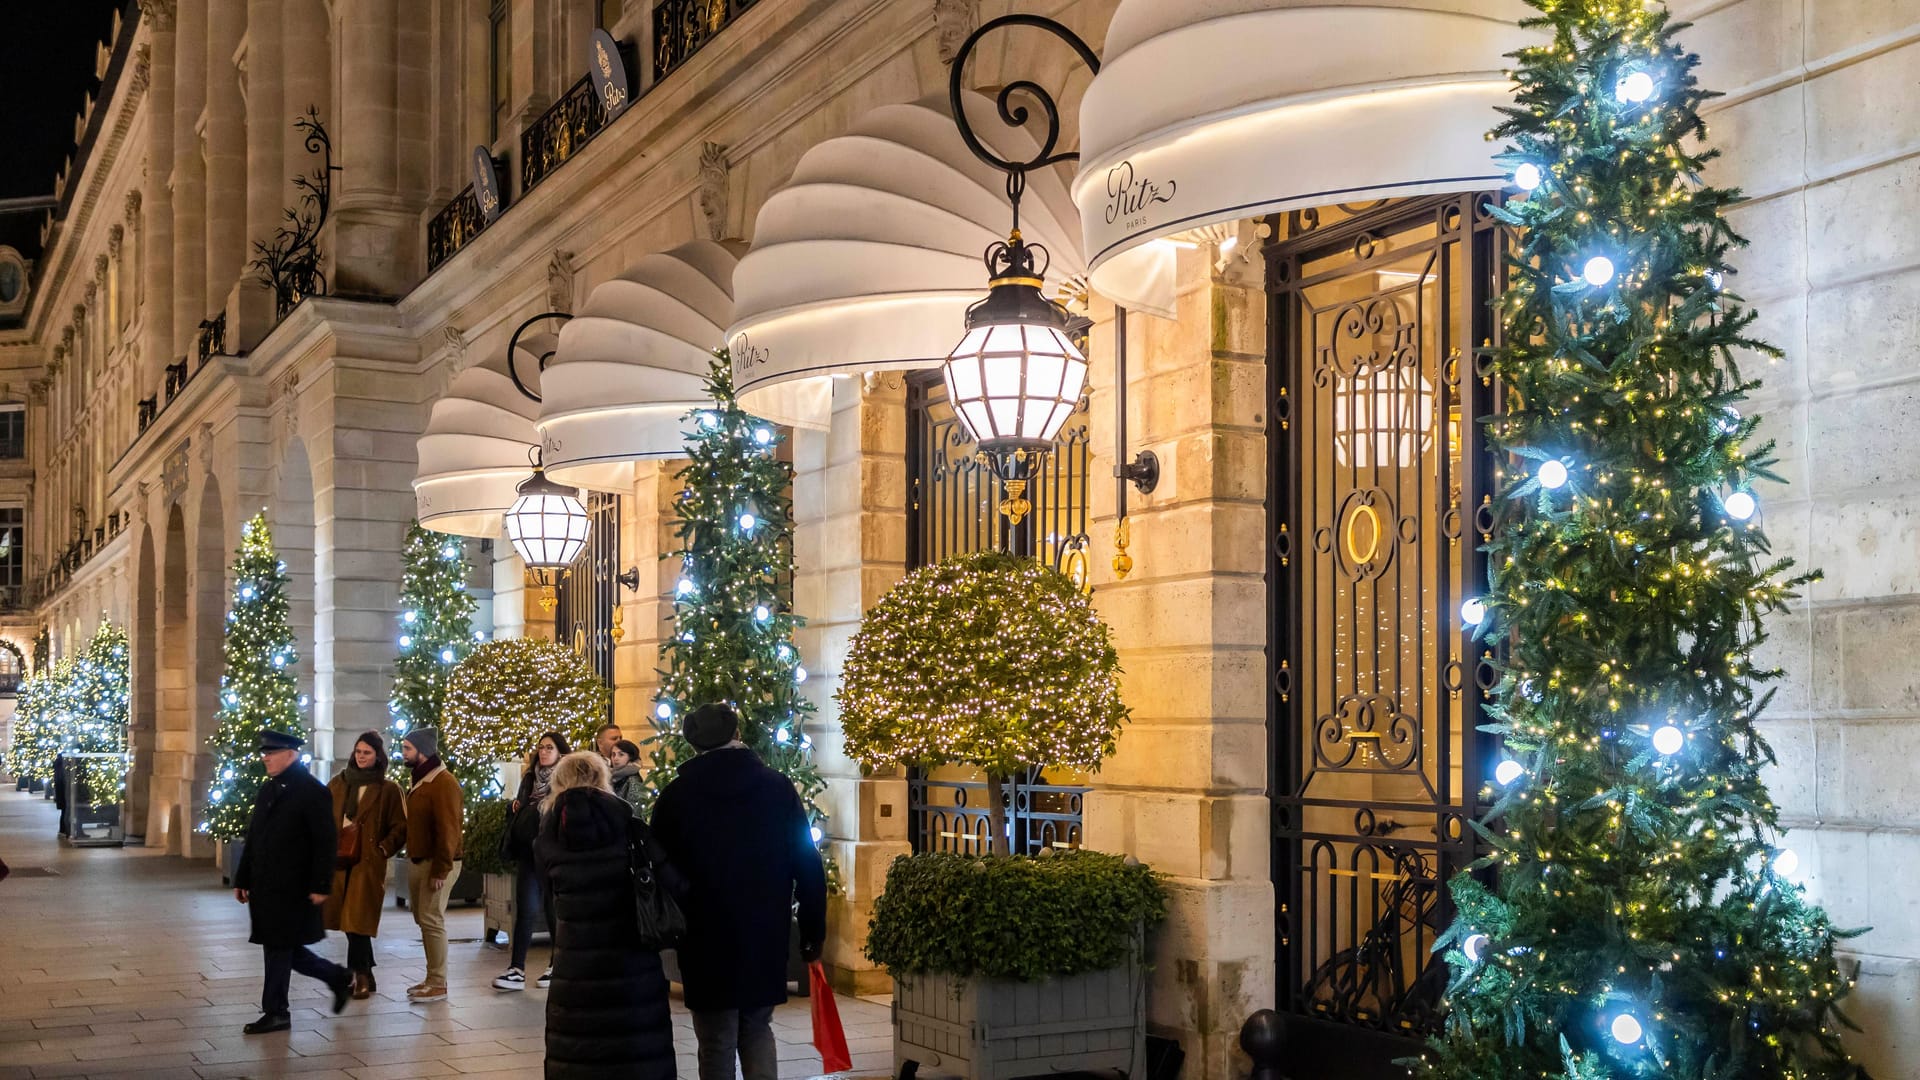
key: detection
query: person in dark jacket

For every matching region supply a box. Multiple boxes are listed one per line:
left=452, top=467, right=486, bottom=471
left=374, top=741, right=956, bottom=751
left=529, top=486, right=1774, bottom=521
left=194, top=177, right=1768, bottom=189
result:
left=233, top=730, right=353, bottom=1035
left=651, top=703, right=828, bottom=1080
left=607, top=739, right=645, bottom=813
left=494, top=731, right=568, bottom=992
left=535, top=751, right=676, bottom=1079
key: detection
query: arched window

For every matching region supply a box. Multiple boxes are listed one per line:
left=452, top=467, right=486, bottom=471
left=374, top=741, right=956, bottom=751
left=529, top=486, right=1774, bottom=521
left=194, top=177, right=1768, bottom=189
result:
left=0, top=642, right=24, bottom=695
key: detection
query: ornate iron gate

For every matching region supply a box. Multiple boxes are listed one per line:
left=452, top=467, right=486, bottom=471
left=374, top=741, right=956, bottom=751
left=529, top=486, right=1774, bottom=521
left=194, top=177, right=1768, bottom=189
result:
left=1266, top=194, right=1504, bottom=1072
left=904, top=371, right=1092, bottom=854
left=554, top=490, right=620, bottom=697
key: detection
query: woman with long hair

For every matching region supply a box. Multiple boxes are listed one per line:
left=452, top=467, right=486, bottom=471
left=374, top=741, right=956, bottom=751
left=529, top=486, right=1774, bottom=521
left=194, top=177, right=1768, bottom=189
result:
left=322, top=732, right=407, bottom=999
left=607, top=739, right=646, bottom=812
left=493, top=731, right=569, bottom=991
left=538, top=751, right=676, bottom=1078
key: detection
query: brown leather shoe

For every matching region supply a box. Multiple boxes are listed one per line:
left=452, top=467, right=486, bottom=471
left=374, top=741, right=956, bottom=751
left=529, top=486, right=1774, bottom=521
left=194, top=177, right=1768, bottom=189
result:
left=350, top=971, right=372, bottom=1000
left=363, top=970, right=377, bottom=996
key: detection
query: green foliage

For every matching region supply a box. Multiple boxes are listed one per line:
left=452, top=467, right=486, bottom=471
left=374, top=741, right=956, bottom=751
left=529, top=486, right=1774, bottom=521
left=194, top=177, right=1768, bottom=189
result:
left=461, top=796, right=512, bottom=876
left=838, top=550, right=1127, bottom=778
left=442, top=637, right=607, bottom=805
left=865, top=851, right=1165, bottom=982
left=1417, top=4, right=1864, bottom=1078
left=389, top=523, right=479, bottom=740
left=647, top=354, right=828, bottom=850
left=69, top=623, right=131, bottom=808
left=4, top=666, right=59, bottom=782
left=204, top=514, right=306, bottom=841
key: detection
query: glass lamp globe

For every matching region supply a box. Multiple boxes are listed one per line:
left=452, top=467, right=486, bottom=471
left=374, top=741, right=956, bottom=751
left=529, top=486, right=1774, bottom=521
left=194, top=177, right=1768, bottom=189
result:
left=943, top=231, right=1089, bottom=453
left=505, top=464, right=589, bottom=570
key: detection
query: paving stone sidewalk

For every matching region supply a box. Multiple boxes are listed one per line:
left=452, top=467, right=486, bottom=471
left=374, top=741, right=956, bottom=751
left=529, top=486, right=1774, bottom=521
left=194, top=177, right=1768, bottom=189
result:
left=0, top=789, right=893, bottom=1080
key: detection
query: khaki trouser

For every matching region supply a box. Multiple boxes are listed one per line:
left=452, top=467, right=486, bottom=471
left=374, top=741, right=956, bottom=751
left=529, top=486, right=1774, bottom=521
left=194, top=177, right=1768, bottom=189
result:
left=406, top=859, right=460, bottom=988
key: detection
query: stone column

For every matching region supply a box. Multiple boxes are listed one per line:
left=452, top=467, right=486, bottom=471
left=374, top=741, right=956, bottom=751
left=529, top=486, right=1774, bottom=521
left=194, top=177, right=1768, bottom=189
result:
left=1080, top=252, right=1274, bottom=1079
left=232, top=0, right=283, bottom=351
left=171, top=0, right=207, bottom=361
left=280, top=0, right=330, bottom=190
left=792, top=379, right=912, bottom=995
left=330, top=0, right=424, bottom=298
left=203, top=0, right=247, bottom=325
left=610, top=463, right=676, bottom=728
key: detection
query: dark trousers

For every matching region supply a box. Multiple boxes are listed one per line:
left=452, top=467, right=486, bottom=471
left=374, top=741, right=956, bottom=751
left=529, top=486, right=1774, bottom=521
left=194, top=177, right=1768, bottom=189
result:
left=691, top=1007, right=777, bottom=1080
left=508, top=858, right=554, bottom=970
left=346, top=933, right=374, bottom=971
left=260, top=945, right=347, bottom=1017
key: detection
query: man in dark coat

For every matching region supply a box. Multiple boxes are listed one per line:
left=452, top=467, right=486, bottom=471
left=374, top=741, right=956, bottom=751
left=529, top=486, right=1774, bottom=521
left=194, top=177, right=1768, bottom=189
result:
left=233, top=730, right=353, bottom=1035
left=652, top=703, right=828, bottom=1080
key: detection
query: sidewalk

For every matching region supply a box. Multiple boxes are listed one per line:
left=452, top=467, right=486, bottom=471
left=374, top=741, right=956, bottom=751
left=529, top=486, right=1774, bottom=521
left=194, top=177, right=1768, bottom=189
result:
left=0, top=787, right=893, bottom=1079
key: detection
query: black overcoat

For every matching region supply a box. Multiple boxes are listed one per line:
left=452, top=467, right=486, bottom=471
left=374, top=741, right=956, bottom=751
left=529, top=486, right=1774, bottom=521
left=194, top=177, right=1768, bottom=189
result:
left=233, top=762, right=336, bottom=948
left=651, top=746, right=828, bottom=1012
left=536, top=787, right=676, bottom=1080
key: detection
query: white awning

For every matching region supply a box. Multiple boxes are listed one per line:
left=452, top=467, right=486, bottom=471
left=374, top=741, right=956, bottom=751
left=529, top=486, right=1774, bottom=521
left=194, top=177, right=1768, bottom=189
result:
left=728, top=92, right=1086, bottom=430
left=1074, top=1, right=1538, bottom=317
left=414, top=362, right=541, bottom=538
left=538, top=240, right=744, bottom=492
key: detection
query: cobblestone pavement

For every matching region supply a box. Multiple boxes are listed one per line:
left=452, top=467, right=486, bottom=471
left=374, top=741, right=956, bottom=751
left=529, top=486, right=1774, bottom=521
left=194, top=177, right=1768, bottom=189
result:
left=0, top=789, right=895, bottom=1080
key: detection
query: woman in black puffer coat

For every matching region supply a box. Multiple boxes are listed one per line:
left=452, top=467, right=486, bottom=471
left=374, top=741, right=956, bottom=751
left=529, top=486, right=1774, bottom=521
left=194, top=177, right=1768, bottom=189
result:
left=535, top=751, right=676, bottom=1080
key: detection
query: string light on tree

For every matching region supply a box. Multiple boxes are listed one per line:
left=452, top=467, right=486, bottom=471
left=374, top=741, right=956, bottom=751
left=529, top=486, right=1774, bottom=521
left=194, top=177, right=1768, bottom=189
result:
left=1724, top=489, right=1757, bottom=521
left=1460, top=597, right=1487, bottom=627
left=1513, top=162, right=1543, bottom=191
left=1421, top=3, right=1859, bottom=1077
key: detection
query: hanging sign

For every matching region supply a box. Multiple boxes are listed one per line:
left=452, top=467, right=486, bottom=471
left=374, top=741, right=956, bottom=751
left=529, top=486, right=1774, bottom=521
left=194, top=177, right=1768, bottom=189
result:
left=471, top=146, right=505, bottom=224
left=588, top=29, right=631, bottom=120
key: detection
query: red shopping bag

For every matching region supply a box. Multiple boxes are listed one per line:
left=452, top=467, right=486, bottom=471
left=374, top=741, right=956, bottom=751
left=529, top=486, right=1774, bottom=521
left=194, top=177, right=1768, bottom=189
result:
left=809, top=961, right=853, bottom=1073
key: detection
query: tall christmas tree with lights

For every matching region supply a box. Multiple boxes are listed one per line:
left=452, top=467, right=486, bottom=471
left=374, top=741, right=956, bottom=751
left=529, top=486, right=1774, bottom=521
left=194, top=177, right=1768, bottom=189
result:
left=69, top=621, right=131, bottom=808
left=204, top=513, right=306, bottom=841
left=388, top=522, right=480, bottom=789
left=646, top=354, right=827, bottom=845
left=1420, top=3, right=1865, bottom=1078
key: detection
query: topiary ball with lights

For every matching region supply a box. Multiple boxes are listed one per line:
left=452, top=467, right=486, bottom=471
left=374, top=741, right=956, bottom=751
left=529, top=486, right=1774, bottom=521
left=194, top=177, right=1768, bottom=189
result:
left=442, top=638, right=609, bottom=766
left=838, top=550, right=1127, bottom=778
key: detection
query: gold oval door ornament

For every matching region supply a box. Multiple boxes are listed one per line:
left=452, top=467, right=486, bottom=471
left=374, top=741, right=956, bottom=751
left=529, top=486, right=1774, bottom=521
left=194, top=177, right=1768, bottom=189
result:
left=1343, top=501, right=1382, bottom=565
left=1063, top=545, right=1093, bottom=595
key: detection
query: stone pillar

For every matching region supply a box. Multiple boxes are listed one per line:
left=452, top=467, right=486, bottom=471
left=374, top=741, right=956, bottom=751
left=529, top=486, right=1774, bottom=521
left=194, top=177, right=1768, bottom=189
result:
left=232, top=0, right=283, bottom=351
left=611, top=463, right=676, bottom=729
left=203, top=0, right=247, bottom=325
left=171, top=0, right=207, bottom=361
left=792, top=379, right=912, bottom=995
left=492, top=541, right=529, bottom=641
left=281, top=0, right=330, bottom=188
left=330, top=0, right=424, bottom=298
left=1080, top=250, right=1275, bottom=1079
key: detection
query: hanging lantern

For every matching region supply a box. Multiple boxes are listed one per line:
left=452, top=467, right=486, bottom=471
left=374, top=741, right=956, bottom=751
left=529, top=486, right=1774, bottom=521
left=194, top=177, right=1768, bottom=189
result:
left=504, top=454, right=589, bottom=571
left=943, top=230, right=1088, bottom=454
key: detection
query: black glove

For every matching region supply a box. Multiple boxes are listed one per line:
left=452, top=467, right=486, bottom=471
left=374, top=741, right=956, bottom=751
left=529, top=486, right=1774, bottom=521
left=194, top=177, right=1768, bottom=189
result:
left=800, top=939, right=823, bottom=963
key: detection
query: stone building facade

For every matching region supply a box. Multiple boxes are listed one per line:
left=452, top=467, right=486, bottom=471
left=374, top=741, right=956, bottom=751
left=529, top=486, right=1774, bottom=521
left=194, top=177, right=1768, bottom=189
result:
left=0, top=0, right=1914, bottom=1076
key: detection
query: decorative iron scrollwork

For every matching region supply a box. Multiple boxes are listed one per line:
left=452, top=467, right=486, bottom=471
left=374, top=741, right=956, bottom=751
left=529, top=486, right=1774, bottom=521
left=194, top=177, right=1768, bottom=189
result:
left=427, top=187, right=486, bottom=273
left=521, top=71, right=623, bottom=194
left=249, top=108, right=335, bottom=321
left=196, top=311, right=226, bottom=366
left=653, top=0, right=757, bottom=82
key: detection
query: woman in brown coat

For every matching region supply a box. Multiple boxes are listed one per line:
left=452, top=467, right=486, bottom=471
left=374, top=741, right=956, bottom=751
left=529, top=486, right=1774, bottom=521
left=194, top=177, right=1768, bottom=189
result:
left=323, top=732, right=407, bottom=999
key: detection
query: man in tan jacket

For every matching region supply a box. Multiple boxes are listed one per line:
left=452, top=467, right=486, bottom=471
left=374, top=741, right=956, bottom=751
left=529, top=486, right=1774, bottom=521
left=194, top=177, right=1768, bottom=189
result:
left=400, top=727, right=462, bottom=1001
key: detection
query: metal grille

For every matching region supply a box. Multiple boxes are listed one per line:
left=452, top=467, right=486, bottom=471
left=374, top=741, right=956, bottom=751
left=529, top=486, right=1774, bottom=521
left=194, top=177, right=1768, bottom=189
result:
left=1266, top=195, right=1504, bottom=1065
left=653, top=0, right=757, bottom=82
left=521, top=67, right=626, bottom=195
left=426, top=187, right=487, bottom=273
left=554, top=491, right=620, bottom=696
left=904, top=371, right=1093, bottom=855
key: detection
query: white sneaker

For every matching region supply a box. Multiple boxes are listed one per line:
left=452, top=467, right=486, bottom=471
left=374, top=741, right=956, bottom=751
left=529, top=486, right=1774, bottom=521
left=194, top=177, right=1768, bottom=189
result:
left=492, top=968, right=526, bottom=991
left=536, top=968, right=553, bottom=989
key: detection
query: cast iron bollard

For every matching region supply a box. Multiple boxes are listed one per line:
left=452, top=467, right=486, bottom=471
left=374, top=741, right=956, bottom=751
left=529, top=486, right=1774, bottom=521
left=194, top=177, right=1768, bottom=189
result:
left=1241, top=1009, right=1286, bottom=1080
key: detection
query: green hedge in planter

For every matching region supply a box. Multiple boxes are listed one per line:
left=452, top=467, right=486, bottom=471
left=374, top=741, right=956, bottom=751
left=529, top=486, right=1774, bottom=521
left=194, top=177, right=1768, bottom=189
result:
left=462, top=797, right=511, bottom=876
left=867, top=851, right=1166, bottom=982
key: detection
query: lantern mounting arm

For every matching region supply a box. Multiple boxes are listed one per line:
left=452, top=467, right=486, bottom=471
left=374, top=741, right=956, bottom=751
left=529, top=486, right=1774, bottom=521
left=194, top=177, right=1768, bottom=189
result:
left=505, top=311, right=573, bottom=403
left=947, top=14, right=1101, bottom=222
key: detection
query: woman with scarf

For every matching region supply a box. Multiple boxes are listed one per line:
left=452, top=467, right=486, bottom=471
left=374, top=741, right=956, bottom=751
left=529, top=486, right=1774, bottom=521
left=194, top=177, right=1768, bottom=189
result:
left=322, top=732, right=407, bottom=999
left=493, top=731, right=569, bottom=991
left=607, top=739, right=646, bottom=812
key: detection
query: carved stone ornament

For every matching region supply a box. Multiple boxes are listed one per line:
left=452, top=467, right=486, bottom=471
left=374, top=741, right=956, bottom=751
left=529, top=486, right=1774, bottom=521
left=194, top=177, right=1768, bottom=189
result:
left=130, top=44, right=152, bottom=94
left=108, top=224, right=124, bottom=257
left=137, top=0, right=176, bottom=31
left=933, top=0, right=979, bottom=64
left=546, top=251, right=575, bottom=315
left=441, top=324, right=466, bottom=363
left=698, top=142, right=729, bottom=241
left=124, top=189, right=142, bottom=223
left=95, top=254, right=110, bottom=279
left=198, top=422, right=216, bottom=470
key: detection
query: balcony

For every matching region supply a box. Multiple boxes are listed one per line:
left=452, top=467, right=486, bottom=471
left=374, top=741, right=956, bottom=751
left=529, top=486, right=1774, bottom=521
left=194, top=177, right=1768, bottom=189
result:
left=654, top=0, right=758, bottom=82
left=426, top=186, right=490, bottom=274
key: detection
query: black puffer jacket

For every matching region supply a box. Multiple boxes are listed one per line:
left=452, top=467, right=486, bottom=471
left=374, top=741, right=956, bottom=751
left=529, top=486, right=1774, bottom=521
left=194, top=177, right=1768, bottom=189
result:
left=535, top=787, right=675, bottom=1080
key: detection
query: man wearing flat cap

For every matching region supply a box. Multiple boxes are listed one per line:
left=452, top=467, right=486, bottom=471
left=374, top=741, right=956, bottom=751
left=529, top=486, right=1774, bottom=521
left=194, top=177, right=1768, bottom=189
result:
left=233, top=729, right=353, bottom=1034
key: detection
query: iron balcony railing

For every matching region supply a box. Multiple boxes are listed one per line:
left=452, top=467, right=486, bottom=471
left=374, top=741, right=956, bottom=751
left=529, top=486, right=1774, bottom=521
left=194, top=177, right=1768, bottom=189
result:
left=653, top=0, right=758, bottom=82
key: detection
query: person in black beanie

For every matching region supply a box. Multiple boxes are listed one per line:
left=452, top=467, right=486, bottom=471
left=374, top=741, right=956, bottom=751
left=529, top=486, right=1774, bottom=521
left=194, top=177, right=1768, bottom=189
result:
left=651, top=703, right=827, bottom=1080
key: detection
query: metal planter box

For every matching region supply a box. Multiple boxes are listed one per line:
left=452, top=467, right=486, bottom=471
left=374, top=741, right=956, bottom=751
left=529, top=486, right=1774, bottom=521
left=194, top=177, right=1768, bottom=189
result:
left=893, top=958, right=1145, bottom=1080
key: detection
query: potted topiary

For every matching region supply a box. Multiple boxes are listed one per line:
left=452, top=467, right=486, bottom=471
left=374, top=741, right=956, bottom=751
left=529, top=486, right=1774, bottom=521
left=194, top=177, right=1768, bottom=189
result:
left=840, top=551, right=1159, bottom=1080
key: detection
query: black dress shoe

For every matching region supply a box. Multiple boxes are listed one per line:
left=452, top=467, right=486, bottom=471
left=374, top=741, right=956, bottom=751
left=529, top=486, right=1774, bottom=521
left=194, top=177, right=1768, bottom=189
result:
left=243, top=1013, right=292, bottom=1035
left=330, top=976, right=352, bottom=1015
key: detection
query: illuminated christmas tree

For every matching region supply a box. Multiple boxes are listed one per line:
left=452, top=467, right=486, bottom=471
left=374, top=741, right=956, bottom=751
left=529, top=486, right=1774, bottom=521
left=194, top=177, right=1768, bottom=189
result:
left=388, top=522, right=479, bottom=761
left=203, top=513, right=306, bottom=840
left=68, top=621, right=131, bottom=808
left=5, top=666, right=58, bottom=785
left=1419, top=3, right=1865, bottom=1077
left=646, top=353, right=827, bottom=850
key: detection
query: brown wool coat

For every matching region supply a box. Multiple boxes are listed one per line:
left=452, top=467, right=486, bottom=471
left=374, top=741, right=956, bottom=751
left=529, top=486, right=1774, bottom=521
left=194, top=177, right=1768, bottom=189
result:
left=322, top=775, right=407, bottom=937
left=404, top=766, right=463, bottom=880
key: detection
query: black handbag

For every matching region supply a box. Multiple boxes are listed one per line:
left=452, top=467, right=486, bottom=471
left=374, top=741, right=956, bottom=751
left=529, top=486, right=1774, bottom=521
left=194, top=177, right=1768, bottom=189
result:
left=630, top=827, right=687, bottom=951
left=502, top=801, right=541, bottom=862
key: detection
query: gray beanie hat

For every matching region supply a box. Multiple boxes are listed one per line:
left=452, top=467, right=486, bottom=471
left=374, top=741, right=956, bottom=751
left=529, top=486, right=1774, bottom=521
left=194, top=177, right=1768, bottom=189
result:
left=403, top=727, right=439, bottom=758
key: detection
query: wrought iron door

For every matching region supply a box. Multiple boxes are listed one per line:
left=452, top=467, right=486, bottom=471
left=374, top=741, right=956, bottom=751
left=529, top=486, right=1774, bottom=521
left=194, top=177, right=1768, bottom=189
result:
left=1267, top=195, right=1503, bottom=1071
left=554, top=491, right=620, bottom=696
left=904, top=371, right=1093, bottom=855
